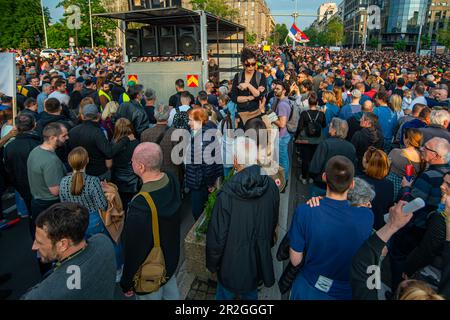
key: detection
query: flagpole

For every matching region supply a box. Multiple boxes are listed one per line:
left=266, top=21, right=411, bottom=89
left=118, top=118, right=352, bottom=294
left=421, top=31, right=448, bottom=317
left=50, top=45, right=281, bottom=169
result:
left=293, top=0, right=298, bottom=49
left=40, top=0, right=48, bottom=48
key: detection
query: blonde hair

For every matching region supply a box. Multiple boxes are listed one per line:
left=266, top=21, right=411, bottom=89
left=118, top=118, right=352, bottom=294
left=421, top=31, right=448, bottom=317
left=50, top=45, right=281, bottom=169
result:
left=333, top=87, right=344, bottom=107
left=322, top=91, right=337, bottom=105
left=113, top=118, right=134, bottom=142
left=364, top=147, right=390, bottom=180
left=101, top=101, right=119, bottom=121
left=389, top=94, right=402, bottom=112
left=204, top=104, right=218, bottom=125
left=397, top=280, right=444, bottom=300
left=68, top=147, right=89, bottom=196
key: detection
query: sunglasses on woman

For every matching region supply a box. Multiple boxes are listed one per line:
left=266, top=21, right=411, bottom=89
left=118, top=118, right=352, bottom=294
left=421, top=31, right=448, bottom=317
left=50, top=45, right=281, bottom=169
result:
left=245, top=62, right=257, bottom=67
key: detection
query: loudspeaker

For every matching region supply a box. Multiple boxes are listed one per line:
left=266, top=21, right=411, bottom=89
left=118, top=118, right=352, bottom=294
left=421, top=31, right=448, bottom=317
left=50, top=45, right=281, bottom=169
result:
left=141, top=26, right=159, bottom=56
left=177, top=25, right=200, bottom=55
left=125, top=29, right=141, bottom=57
left=159, top=26, right=177, bottom=56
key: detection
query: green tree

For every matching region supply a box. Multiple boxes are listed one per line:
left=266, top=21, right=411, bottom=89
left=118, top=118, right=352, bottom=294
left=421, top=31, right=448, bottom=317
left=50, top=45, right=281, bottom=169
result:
left=368, top=37, right=379, bottom=48
left=324, top=17, right=344, bottom=46
left=421, top=34, right=431, bottom=50
left=303, top=27, right=319, bottom=46
left=437, top=26, right=450, bottom=48
left=49, top=0, right=117, bottom=47
left=268, top=24, right=289, bottom=45
left=246, top=32, right=257, bottom=45
left=190, top=0, right=239, bottom=20
left=0, top=0, right=51, bottom=48
left=394, top=40, right=407, bottom=51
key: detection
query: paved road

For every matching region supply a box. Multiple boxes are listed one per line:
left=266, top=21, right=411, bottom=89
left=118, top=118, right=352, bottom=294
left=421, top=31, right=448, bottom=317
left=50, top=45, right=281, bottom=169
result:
left=0, top=191, right=195, bottom=300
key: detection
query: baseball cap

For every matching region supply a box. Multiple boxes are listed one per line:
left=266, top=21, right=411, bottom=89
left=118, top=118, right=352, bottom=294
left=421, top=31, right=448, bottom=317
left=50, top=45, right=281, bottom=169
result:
left=82, top=104, right=99, bottom=117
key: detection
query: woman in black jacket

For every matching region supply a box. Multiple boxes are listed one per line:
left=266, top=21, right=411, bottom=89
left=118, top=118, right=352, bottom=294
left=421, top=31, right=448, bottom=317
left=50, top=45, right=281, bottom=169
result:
left=185, top=108, right=223, bottom=221
left=111, top=118, right=141, bottom=211
left=351, top=112, right=384, bottom=173
left=359, top=147, right=395, bottom=230
left=294, top=92, right=326, bottom=184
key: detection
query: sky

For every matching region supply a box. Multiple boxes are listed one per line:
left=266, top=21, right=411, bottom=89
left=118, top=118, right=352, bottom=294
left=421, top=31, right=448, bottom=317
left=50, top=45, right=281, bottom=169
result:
left=44, top=0, right=337, bottom=29
left=266, top=0, right=333, bottom=29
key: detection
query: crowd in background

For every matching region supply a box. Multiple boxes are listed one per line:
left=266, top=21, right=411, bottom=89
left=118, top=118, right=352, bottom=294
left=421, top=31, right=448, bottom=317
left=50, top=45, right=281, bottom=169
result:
left=0, top=44, right=449, bottom=301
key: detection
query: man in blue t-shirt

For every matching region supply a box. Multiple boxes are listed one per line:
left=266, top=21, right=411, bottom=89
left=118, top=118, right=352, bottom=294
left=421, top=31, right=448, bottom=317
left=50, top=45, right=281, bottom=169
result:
left=289, top=156, right=374, bottom=300
left=373, top=91, right=397, bottom=152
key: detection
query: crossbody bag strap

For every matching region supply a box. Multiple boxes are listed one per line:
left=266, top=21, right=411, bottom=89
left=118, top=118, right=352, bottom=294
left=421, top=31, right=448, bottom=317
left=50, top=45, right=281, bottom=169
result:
left=139, top=192, right=160, bottom=248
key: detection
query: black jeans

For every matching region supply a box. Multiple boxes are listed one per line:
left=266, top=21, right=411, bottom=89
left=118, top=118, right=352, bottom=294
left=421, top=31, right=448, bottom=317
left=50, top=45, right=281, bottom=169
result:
left=298, top=144, right=318, bottom=179
left=191, top=186, right=209, bottom=221
left=30, top=198, right=60, bottom=239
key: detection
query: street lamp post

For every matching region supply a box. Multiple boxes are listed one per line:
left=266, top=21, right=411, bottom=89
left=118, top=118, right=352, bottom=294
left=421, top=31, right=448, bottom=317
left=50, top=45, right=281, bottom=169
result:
left=40, top=0, right=48, bottom=48
left=89, top=0, right=94, bottom=48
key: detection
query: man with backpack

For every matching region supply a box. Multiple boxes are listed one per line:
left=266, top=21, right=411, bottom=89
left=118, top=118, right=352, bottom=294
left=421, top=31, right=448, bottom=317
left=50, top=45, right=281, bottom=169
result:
left=120, top=142, right=182, bottom=300
left=271, top=80, right=292, bottom=181
left=168, top=92, right=192, bottom=130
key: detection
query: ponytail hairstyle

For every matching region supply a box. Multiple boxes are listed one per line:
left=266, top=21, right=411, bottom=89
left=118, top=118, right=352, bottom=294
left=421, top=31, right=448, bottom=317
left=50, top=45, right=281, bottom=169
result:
left=68, top=147, right=89, bottom=196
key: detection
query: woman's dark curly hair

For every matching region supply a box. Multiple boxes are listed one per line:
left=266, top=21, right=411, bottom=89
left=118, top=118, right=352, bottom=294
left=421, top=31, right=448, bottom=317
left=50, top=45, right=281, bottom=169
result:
left=240, top=47, right=257, bottom=64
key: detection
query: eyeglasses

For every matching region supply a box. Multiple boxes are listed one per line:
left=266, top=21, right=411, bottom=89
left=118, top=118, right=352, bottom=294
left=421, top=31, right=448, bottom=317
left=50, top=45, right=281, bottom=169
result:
left=245, top=62, right=257, bottom=67
left=422, top=145, right=439, bottom=155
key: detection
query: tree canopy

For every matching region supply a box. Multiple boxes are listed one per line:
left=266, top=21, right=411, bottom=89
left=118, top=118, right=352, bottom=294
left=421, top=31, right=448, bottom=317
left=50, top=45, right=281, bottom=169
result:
left=47, top=0, right=117, bottom=48
left=0, top=0, right=50, bottom=48
left=269, top=24, right=289, bottom=45
left=304, top=18, right=344, bottom=47
left=190, top=0, right=239, bottom=20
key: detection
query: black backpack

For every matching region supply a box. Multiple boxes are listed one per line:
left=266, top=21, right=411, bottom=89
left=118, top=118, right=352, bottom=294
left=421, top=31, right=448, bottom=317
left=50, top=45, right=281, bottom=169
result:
left=305, top=111, right=322, bottom=138
left=172, top=106, right=190, bottom=131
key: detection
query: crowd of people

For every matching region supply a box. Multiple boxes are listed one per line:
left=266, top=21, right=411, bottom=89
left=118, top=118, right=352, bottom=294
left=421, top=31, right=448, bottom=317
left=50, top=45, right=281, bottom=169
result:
left=0, top=44, right=449, bottom=301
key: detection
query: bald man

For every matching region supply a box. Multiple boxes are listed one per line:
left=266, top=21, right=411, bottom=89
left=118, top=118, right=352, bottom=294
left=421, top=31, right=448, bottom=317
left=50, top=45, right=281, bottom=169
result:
left=120, top=142, right=182, bottom=300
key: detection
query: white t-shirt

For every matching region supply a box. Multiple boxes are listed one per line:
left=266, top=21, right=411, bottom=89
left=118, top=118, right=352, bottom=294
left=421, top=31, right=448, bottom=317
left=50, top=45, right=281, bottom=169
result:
left=48, top=91, right=70, bottom=107
left=410, top=95, right=427, bottom=109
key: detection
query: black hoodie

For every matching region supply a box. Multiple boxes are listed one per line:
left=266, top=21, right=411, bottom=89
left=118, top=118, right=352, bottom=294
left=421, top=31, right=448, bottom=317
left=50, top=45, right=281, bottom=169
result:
left=206, top=165, right=280, bottom=293
left=351, top=126, right=384, bottom=172
left=120, top=171, right=182, bottom=293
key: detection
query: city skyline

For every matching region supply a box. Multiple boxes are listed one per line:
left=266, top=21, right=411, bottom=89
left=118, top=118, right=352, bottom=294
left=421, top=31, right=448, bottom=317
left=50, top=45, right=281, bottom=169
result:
left=44, top=0, right=330, bottom=29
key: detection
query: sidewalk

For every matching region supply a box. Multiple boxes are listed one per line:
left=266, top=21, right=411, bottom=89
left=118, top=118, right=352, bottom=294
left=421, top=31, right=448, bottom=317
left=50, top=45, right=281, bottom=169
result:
left=178, top=150, right=310, bottom=300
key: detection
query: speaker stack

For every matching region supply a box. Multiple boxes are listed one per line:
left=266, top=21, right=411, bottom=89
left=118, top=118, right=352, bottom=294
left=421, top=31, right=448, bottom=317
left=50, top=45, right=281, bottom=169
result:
left=125, top=25, right=200, bottom=58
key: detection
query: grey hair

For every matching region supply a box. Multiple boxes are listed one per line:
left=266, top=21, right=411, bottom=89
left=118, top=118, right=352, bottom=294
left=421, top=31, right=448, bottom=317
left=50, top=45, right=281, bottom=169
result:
left=348, top=177, right=376, bottom=206
left=218, top=86, right=229, bottom=95
left=144, top=88, right=156, bottom=101
left=330, top=118, right=349, bottom=139
left=232, top=136, right=258, bottom=168
left=430, top=137, right=450, bottom=162
left=42, top=83, right=52, bottom=90
left=154, top=104, right=170, bottom=122
left=429, top=109, right=450, bottom=127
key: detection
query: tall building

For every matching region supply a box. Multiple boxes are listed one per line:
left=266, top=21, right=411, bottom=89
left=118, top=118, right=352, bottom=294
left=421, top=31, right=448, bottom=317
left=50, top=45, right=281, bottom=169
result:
left=182, top=0, right=275, bottom=42
left=342, top=0, right=370, bottom=48
left=382, top=0, right=431, bottom=49
left=318, top=2, right=339, bottom=23
left=425, top=0, right=450, bottom=41
left=102, top=0, right=132, bottom=46
left=312, top=2, right=339, bottom=32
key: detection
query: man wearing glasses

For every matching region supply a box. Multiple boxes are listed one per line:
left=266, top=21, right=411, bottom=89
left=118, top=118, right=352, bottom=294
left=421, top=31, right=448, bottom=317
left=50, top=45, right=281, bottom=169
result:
left=400, top=137, right=450, bottom=223
left=230, top=48, right=267, bottom=116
